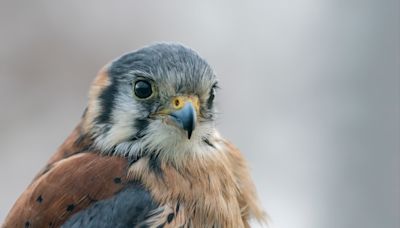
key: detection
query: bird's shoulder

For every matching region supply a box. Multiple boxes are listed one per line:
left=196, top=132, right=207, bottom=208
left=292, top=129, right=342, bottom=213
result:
left=3, top=121, right=181, bottom=228
left=61, top=181, right=159, bottom=228
left=2, top=151, right=140, bottom=228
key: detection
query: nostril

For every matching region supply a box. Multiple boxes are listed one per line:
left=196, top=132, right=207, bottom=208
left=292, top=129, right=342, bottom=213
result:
left=174, top=99, right=180, bottom=107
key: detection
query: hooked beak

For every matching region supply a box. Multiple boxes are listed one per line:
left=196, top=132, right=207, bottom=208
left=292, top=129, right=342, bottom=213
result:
left=155, top=96, right=199, bottom=139
left=170, top=102, right=196, bottom=139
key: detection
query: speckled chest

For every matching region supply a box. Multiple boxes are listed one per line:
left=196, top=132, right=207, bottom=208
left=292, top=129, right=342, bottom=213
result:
left=127, top=155, right=245, bottom=228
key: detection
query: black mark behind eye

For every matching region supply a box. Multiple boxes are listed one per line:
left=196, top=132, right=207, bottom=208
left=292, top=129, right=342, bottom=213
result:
left=207, top=83, right=218, bottom=109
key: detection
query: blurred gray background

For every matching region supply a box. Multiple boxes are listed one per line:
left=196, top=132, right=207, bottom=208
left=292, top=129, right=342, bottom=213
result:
left=0, top=1, right=399, bottom=228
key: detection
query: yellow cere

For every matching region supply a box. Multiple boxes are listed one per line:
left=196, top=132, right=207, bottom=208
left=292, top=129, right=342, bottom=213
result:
left=171, top=96, right=200, bottom=113
left=155, top=96, right=200, bottom=116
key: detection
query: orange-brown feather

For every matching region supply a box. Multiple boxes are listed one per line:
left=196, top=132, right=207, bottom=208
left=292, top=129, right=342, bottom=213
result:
left=82, top=66, right=110, bottom=134
left=127, top=139, right=266, bottom=228
left=3, top=131, right=265, bottom=228
left=3, top=151, right=129, bottom=228
left=3, top=54, right=266, bottom=227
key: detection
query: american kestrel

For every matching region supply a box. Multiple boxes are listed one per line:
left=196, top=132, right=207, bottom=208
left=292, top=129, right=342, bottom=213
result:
left=3, top=43, right=266, bottom=227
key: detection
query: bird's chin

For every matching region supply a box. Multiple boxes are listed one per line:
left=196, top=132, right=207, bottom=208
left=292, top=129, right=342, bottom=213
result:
left=161, top=116, right=192, bottom=139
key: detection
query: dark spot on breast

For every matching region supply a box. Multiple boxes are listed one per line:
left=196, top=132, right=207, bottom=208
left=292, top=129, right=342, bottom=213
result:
left=36, top=195, right=43, bottom=203
left=202, top=137, right=215, bottom=148
left=66, top=204, right=75, bottom=212
left=167, top=213, right=175, bottom=223
left=25, top=221, right=30, bottom=228
left=148, top=153, right=163, bottom=178
left=176, top=203, right=180, bottom=213
left=49, top=222, right=53, bottom=227
left=114, top=177, right=122, bottom=184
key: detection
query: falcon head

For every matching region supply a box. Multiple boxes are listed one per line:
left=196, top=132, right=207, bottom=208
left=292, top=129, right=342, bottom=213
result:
left=82, top=43, right=219, bottom=164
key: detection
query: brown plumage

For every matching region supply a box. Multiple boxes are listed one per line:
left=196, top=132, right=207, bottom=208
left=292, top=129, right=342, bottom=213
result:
left=3, top=43, right=266, bottom=227
left=128, top=139, right=264, bottom=227
left=4, top=128, right=129, bottom=227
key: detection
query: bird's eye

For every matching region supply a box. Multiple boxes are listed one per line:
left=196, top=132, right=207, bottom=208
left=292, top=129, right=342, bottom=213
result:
left=134, top=80, right=153, bottom=99
left=207, top=86, right=216, bottom=109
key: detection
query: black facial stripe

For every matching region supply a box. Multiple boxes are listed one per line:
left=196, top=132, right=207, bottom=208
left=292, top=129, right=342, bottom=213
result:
left=148, top=153, right=163, bottom=178
left=133, top=118, right=149, bottom=138
left=96, top=77, right=118, bottom=125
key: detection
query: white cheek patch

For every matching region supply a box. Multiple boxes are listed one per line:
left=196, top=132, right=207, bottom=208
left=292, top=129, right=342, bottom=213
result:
left=103, top=117, right=219, bottom=166
left=136, top=119, right=218, bottom=165
left=93, top=92, right=140, bottom=152
left=92, top=86, right=219, bottom=164
left=108, top=95, right=138, bottom=143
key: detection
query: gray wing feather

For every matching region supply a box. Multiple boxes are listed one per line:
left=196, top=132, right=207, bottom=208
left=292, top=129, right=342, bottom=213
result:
left=62, top=182, right=158, bottom=228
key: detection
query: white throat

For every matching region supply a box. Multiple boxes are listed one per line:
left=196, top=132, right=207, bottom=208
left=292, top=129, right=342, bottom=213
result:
left=95, top=119, right=220, bottom=166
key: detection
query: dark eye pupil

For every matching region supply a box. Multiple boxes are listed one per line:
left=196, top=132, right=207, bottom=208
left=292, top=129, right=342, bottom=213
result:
left=134, top=80, right=152, bottom=98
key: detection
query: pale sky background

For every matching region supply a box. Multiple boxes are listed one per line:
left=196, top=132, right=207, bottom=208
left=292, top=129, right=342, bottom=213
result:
left=0, top=1, right=399, bottom=228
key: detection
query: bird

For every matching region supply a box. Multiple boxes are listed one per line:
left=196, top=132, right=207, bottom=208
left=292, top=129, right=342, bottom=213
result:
left=3, top=43, right=266, bottom=228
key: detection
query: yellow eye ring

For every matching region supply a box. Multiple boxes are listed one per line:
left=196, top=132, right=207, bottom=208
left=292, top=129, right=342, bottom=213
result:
left=172, top=97, right=185, bottom=109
